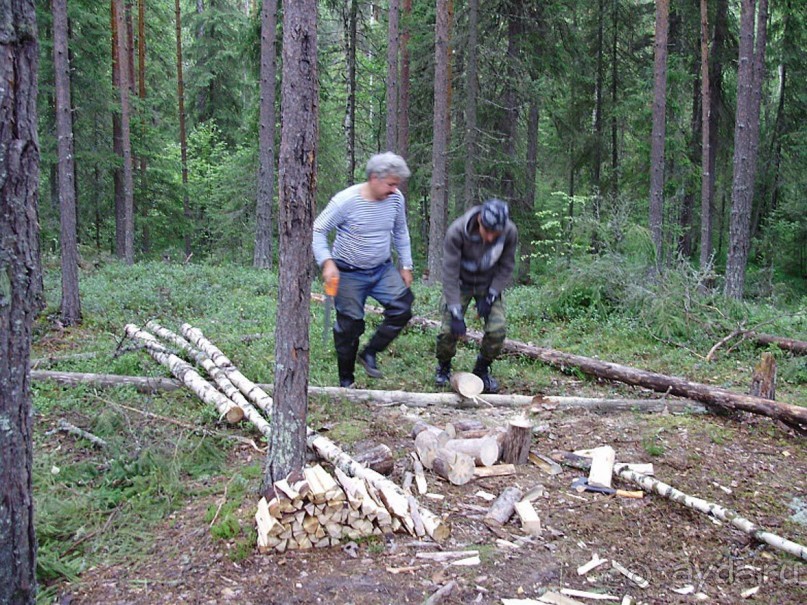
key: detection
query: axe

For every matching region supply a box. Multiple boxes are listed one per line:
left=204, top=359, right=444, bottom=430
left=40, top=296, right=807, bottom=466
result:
left=322, top=274, right=339, bottom=344
left=571, top=477, right=644, bottom=499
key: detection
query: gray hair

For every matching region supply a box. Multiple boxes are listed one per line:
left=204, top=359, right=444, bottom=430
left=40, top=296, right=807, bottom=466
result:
left=365, top=152, right=411, bottom=180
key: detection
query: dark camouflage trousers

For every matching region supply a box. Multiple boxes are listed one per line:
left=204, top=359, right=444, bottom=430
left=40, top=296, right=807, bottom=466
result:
left=435, top=291, right=506, bottom=364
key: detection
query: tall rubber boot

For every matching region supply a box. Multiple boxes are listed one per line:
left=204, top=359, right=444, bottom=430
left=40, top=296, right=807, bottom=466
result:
left=472, top=355, right=500, bottom=394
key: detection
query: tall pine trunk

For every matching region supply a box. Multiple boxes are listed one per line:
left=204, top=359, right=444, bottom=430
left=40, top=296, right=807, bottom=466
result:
left=0, top=1, right=43, bottom=600
left=648, top=0, right=670, bottom=267
left=398, top=0, right=412, bottom=163
left=427, top=0, right=451, bottom=282
left=725, top=0, right=768, bottom=299
left=114, top=0, right=135, bottom=264
left=254, top=0, right=278, bottom=268
left=53, top=0, right=82, bottom=325
left=111, top=0, right=124, bottom=257
left=385, top=0, right=400, bottom=152
left=698, top=0, right=713, bottom=273
left=175, top=0, right=191, bottom=258
left=265, top=0, right=318, bottom=486
left=462, top=0, right=479, bottom=208
left=137, top=0, right=149, bottom=253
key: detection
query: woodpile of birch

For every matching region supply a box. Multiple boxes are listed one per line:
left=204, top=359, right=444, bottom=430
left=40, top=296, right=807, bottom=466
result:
left=256, top=464, right=399, bottom=552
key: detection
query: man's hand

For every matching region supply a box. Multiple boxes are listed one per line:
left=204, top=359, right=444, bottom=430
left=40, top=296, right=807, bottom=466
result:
left=476, top=290, right=498, bottom=320
left=449, top=306, right=466, bottom=337
left=400, top=268, right=413, bottom=288
left=322, top=259, right=340, bottom=287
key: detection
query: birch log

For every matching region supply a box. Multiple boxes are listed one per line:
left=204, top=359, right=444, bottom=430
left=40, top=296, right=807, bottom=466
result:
left=29, top=371, right=703, bottom=413
left=401, top=314, right=806, bottom=431
left=612, top=464, right=807, bottom=561
left=443, top=436, right=500, bottom=467
left=179, top=323, right=274, bottom=413
left=145, top=321, right=271, bottom=436
left=484, top=486, right=523, bottom=528
left=123, top=324, right=244, bottom=423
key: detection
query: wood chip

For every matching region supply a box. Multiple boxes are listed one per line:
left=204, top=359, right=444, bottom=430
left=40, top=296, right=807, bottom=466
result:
left=611, top=560, right=649, bottom=589
left=559, top=588, right=619, bottom=601
left=577, top=553, right=607, bottom=575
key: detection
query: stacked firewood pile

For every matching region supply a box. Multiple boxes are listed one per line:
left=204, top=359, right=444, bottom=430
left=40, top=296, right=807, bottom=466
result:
left=122, top=321, right=449, bottom=553
left=255, top=464, right=399, bottom=552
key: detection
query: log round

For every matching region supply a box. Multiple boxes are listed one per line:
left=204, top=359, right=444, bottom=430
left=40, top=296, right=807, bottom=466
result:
left=432, top=448, right=475, bottom=486
left=443, top=436, right=500, bottom=467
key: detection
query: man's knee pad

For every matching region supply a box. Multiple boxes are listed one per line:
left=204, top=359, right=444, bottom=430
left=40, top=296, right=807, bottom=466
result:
left=385, top=289, right=415, bottom=326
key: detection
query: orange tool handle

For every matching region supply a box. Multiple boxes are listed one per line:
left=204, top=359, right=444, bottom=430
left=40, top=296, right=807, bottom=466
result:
left=325, top=275, right=340, bottom=297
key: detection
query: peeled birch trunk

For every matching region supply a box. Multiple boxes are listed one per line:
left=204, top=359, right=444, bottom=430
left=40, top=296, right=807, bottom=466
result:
left=145, top=321, right=271, bottom=436
left=123, top=324, right=243, bottom=423
left=612, top=464, right=807, bottom=561
left=179, top=323, right=274, bottom=413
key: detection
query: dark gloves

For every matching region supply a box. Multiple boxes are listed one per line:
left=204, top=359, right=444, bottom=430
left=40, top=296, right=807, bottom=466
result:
left=449, top=305, right=466, bottom=337
left=476, top=289, right=499, bottom=320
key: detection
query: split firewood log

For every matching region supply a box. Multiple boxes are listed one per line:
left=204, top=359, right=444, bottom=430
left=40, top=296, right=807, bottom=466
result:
left=431, top=448, right=475, bottom=486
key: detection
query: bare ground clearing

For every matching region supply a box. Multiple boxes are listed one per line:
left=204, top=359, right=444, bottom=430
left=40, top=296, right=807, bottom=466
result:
left=54, top=393, right=806, bottom=605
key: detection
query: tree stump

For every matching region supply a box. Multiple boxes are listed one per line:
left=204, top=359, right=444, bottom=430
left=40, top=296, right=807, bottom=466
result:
left=750, top=352, right=776, bottom=400
left=501, top=417, right=532, bottom=465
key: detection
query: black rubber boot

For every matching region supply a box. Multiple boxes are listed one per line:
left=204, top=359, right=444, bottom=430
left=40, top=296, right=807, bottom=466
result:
left=358, top=347, right=383, bottom=379
left=337, top=356, right=356, bottom=388
left=435, top=360, right=452, bottom=387
left=472, top=355, right=500, bottom=394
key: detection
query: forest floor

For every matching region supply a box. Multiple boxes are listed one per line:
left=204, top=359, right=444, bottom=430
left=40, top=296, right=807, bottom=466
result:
left=56, top=383, right=806, bottom=605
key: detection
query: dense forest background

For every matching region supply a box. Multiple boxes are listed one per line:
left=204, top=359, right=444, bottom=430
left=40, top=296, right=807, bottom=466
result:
left=36, top=0, right=805, bottom=299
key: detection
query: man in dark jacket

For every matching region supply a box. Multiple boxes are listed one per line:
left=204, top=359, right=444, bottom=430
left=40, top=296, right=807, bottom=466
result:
left=435, top=198, right=518, bottom=394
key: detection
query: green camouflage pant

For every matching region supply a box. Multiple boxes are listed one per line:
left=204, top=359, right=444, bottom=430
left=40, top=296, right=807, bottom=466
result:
left=435, top=291, right=506, bottom=364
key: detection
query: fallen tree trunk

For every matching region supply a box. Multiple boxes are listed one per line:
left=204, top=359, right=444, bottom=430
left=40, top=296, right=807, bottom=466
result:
left=749, top=332, right=807, bottom=356
left=612, top=464, right=807, bottom=561
left=145, top=321, right=271, bottom=436
left=404, top=316, right=807, bottom=432
left=30, top=370, right=183, bottom=392
left=123, top=324, right=244, bottom=423
left=29, top=370, right=705, bottom=414
left=554, top=451, right=807, bottom=561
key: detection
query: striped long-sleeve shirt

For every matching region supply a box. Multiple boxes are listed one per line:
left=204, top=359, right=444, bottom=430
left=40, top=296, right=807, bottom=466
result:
left=313, top=184, right=413, bottom=270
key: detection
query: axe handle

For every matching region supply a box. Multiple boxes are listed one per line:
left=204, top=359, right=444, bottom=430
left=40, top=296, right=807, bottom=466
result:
left=615, top=489, right=644, bottom=499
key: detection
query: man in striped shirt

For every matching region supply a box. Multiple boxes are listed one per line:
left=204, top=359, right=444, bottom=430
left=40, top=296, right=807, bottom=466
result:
left=313, top=152, right=415, bottom=388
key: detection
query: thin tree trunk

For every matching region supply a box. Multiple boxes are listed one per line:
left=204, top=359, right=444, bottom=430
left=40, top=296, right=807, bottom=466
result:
left=0, top=1, right=43, bottom=600
left=254, top=0, right=278, bottom=269
left=385, top=0, right=400, bottom=152
left=725, top=0, right=768, bottom=299
left=610, top=0, right=619, bottom=199
left=427, top=0, right=451, bottom=283
left=266, top=0, right=318, bottom=485
left=343, top=0, right=357, bottom=183
left=53, top=0, right=81, bottom=325
left=517, top=100, right=539, bottom=284
left=114, top=0, right=135, bottom=264
left=462, top=0, right=479, bottom=208
left=175, top=0, right=191, bottom=258
left=678, top=63, right=700, bottom=259
left=137, top=0, right=149, bottom=254
left=698, top=0, right=713, bottom=273
left=111, top=0, right=124, bottom=257
left=398, top=0, right=411, bottom=163
left=593, top=0, right=604, bottom=195
left=648, top=0, right=670, bottom=267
